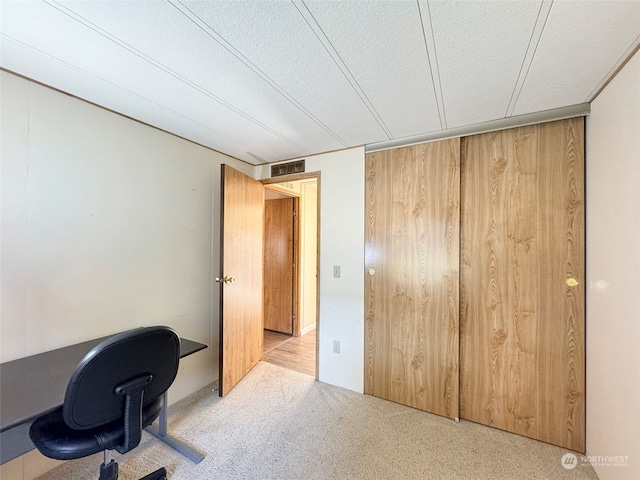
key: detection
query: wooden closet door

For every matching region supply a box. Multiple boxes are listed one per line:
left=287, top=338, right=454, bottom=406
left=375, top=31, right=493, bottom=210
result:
left=365, top=139, right=460, bottom=419
left=460, top=118, right=585, bottom=452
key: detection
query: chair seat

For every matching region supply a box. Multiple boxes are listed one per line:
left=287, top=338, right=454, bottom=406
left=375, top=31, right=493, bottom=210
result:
left=29, top=397, right=163, bottom=460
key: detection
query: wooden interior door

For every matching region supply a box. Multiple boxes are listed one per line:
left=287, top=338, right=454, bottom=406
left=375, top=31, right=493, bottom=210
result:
left=219, top=164, right=264, bottom=396
left=365, top=139, right=460, bottom=419
left=459, top=117, right=585, bottom=451
left=264, top=197, right=295, bottom=334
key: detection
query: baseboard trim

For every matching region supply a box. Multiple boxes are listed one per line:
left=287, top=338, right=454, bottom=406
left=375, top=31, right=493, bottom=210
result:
left=301, top=323, right=316, bottom=336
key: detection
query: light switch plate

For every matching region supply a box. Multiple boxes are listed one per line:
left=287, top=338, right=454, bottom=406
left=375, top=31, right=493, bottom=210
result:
left=333, top=265, right=341, bottom=278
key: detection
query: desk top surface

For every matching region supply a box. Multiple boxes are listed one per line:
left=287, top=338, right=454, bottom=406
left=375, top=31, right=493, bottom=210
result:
left=0, top=334, right=207, bottom=432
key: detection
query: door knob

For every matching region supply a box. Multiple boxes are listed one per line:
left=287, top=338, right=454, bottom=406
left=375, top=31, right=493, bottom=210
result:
left=215, top=275, right=235, bottom=284
left=368, top=267, right=376, bottom=276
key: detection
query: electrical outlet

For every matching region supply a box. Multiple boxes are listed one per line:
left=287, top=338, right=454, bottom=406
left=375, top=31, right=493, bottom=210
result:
left=333, top=265, right=341, bottom=278
left=333, top=340, right=341, bottom=354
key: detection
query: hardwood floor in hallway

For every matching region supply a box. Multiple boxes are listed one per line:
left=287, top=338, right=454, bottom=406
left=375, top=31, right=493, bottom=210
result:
left=262, top=329, right=316, bottom=377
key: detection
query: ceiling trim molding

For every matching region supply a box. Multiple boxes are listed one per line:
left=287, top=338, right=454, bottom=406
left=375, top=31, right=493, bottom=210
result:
left=0, top=67, right=256, bottom=167
left=364, top=103, right=590, bottom=153
left=586, top=36, right=640, bottom=103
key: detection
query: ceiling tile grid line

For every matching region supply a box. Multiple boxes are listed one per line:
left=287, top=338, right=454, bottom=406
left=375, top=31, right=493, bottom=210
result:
left=0, top=32, right=244, bottom=146
left=176, top=0, right=387, bottom=148
left=169, top=0, right=349, bottom=149
left=303, top=1, right=443, bottom=139
left=293, top=0, right=394, bottom=140
left=44, top=0, right=313, bottom=156
left=418, top=1, right=446, bottom=130
left=505, top=0, right=554, bottom=117
left=176, top=1, right=385, bottom=149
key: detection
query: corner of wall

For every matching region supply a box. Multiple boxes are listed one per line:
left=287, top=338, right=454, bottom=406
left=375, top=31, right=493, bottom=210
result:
left=586, top=49, right=640, bottom=480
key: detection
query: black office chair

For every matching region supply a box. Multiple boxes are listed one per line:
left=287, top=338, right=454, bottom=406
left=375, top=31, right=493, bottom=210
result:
left=29, top=326, right=180, bottom=480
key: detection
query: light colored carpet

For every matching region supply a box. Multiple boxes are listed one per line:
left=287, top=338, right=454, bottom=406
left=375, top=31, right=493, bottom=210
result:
left=37, top=362, right=598, bottom=480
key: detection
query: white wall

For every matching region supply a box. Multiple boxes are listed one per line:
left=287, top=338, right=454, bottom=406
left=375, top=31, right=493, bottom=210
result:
left=586, top=50, right=640, bottom=479
left=257, top=147, right=365, bottom=393
left=0, top=71, right=252, bottom=477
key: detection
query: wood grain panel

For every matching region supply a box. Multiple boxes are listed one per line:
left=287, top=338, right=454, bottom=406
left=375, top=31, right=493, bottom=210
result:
left=460, top=118, right=585, bottom=451
left=264, top=198, right=294, bottom=334
left=365, top=139, right=460, bottom=419
left=220, top=164, right=264, bottom=396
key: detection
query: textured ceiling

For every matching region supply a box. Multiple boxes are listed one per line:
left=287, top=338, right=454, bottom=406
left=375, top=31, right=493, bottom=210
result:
left=1, top=1, right=639, bottom=165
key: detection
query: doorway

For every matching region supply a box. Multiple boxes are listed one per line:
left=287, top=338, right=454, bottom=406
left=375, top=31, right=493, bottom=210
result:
left=262, top=177, right=318, bottom=377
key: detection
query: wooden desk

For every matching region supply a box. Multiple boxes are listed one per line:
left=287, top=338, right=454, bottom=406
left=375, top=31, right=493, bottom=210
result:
left=0, top=334, right=207, bottom=465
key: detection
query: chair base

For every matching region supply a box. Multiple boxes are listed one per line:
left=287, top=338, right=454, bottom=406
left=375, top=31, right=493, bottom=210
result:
left=98, top=459, right=166, bottom=480
left=99, top=460, right=118, bottom=480
left=139, top=467, right=167, bottom=480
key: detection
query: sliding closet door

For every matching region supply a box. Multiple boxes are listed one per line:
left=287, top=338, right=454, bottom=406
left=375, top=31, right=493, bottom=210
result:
left=365, top=139, right=460, bottom=419
left=460, top=118, right=585, bottom=451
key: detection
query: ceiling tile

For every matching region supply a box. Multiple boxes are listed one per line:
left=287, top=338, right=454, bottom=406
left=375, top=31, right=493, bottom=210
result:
left=304, top=0, right=442, bottom=139
left=514, top=0, right=640, bottom=115
left=57, top=0, right=346, bottom=157
left=181, top=0, right=387, bottom=147
left=427, top=0, right=541, bottom=128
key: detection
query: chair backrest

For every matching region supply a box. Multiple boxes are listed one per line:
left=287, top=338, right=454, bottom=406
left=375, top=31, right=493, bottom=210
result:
left=63, top=326, right=180, bottom=430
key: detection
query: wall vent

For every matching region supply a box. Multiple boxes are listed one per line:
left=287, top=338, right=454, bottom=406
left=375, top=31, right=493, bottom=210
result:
left=271, top=159, right=305, bottom=177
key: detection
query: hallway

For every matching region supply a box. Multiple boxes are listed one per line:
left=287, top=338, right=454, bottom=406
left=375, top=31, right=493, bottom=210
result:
left=263, top=329, right=316, bottom=377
